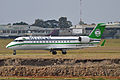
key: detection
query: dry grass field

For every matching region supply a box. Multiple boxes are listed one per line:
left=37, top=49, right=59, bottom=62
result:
left=0, top=39, right=120, bottom=78
left=0, top=39, right=120, bottom=59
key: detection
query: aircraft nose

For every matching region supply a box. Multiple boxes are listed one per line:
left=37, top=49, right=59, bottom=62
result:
left=6, top=43, right=11, bottom=49
left=6, top=44, right=9, bottom=48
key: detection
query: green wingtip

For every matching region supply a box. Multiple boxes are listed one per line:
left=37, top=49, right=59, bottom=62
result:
left=101, top=40, right=106, bottom=46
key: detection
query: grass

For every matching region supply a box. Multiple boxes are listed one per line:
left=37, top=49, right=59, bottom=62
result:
left=0, top=39, right=120, bottom=59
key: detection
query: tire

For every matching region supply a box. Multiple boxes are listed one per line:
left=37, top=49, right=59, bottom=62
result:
left=62, top=51, right=67, bottom=54
left=13, top=52, right=16, bottom=55
left=13, top=50, right=16, bottom=55
left=52, top=51, right=57, bottom=55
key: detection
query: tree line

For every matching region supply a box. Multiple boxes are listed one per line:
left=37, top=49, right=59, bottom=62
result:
left=12, top=17, right=72, bottom=28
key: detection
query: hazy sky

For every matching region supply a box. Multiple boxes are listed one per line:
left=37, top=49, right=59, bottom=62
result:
left=0, top=0, right=120, bottom=25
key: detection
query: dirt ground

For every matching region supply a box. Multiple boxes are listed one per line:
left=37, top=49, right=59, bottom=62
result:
left=0, top=57, right=120, bottom=77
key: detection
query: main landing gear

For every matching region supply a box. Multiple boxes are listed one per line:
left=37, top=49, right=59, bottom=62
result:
left=13, top=50, right=16, bottom=55
left=50, top=49, right=67, bottom=55
left=52, top=51, right=57, bottom=55
left=62, top=50, right=67, bottom=54
left=50, top=50, right=57, bottom=55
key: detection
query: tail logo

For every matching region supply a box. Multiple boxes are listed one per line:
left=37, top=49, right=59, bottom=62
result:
left=95, top=29, right=101, bottom=37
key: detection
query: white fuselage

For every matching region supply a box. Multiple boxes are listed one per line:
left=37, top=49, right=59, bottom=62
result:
left=6, top=36, right=100, bottom=50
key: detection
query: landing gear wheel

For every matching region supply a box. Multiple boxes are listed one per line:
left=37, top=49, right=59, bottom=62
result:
left=62, top=49, right=67, bottom=54
left=62, top=51, right=67, bottom=54
left=13, top=50, right=16, bottom=55
left=52, top=51, right=57, bottom=55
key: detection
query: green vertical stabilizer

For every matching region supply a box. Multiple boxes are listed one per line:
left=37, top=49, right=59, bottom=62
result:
left=89, top=23, right=106, bottom=39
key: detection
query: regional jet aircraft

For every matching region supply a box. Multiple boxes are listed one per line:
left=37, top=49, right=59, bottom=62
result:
left=6, top=23, right=115, bottom=55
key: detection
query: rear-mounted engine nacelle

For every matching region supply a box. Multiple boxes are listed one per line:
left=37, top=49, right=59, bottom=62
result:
left=78, top=36, right=90, bottom=43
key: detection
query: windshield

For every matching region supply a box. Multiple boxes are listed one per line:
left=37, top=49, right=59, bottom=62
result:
left=13, top=40, right=24, bottom=42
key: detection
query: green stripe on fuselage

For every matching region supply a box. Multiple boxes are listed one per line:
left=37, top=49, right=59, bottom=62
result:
left=7, top=42, right=99, bottom=48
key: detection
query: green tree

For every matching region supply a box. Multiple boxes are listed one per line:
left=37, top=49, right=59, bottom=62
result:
left=32, top=19, right=45, bottom=27
left=13, top=22, right=28, bottom=25
left=91, top=23, right=96, bottom=25
left=45, top=20, right=59, bottom=28
left=58, top=17, right=72, bottom=28
left=32, top=17, right=72, bottom=28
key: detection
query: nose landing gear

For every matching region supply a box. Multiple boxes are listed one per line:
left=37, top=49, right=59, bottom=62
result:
left=13, top=50, right=16, bottom=55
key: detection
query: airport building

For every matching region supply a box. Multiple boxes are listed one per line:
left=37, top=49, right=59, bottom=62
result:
left=0, top=25, right=56, bottom=38
left=0, top=24, right=120, bottom=39
left=0, top=25, right=72, bottom=38
left=71, top=24, right=120, bottom=39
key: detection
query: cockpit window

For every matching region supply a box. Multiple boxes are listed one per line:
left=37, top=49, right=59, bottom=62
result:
left=13, top=40, right=24, bottom=42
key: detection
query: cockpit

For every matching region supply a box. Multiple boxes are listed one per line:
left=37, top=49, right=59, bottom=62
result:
left=13, top=40, right=24, bottom=42
left=6, top=37, right=26, bottom=49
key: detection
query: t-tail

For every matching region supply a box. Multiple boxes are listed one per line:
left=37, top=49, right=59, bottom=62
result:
left=89, top=23, right=106, bottom=39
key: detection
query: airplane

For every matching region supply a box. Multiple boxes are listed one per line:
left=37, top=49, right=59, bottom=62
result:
left=6, top=23, right=115, bottom=55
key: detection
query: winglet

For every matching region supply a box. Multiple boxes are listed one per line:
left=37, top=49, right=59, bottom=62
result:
left=101, top=40, right=106, bottom=46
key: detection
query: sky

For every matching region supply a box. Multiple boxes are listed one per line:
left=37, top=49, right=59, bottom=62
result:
left=0, top=0, right=120, bottom=25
